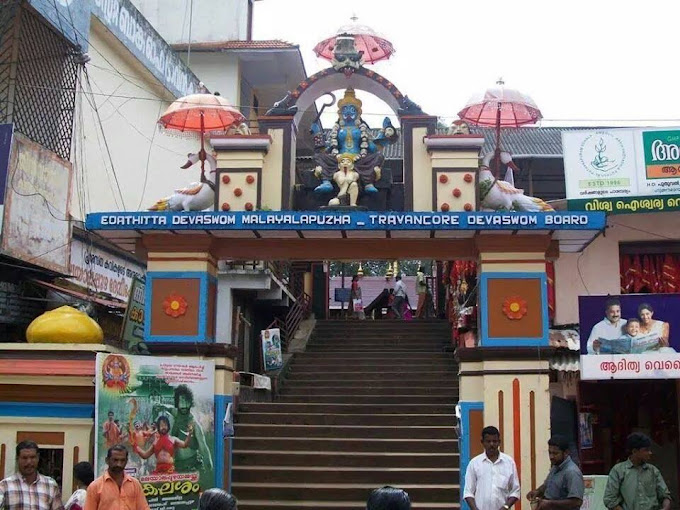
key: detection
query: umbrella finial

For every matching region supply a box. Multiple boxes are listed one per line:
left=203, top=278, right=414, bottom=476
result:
left=350, top=13, right=359, bottom=23
left=496, top=77, right=505, bottom=86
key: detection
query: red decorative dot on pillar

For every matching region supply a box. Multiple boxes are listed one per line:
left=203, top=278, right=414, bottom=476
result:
left=222, top=175, right=231, bottom=184
left=439, top=174, right=448, bottom=184
left=452, top=188, right=461, bottom=198
left=246, top=175, right=255, bottom=184
left=245, top=202, right=254, bottom=211
left=221, top=202, right=230, bottom=211
left=464, top=203, right=473, bottom=211
left=464, top=173, right=473, bottom=183
left=441, top=203, right=450, bottom=212
left=234, top=188, right=243, bottom=197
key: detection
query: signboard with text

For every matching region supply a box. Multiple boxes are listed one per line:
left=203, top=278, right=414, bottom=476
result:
left=95, top=353, right=215, bottom=510
left=85, top=211, right=606, bottom=232
left=70, top=238, right=145, bottom=301
left=92, top=0, right=201, bottom=98
left=564, top=128, right=680, bottom=214
left=579, top=294, right=680, bottom=380
left=120, top=277, right=145, bottom=349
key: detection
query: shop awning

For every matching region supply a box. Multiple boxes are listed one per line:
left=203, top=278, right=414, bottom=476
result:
left=33, top=280, right=126, bottom=309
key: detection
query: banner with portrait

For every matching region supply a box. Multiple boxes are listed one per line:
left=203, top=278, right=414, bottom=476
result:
left=95, top=354, right=215, bottom=510
left=579, top=294, right=680, bottom=379
left=261, top=328, right=283, bottom=371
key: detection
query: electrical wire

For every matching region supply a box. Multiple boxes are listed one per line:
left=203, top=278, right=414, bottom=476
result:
left=136, top=100, right=164, bottom=210
left=82, top=67, right=127, bottom=209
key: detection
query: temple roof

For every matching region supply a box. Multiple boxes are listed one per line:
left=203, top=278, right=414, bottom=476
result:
left=172, top=40, right=298, bottom=52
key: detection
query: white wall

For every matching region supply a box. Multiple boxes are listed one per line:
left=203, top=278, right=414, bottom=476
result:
left=178, top=52, right=241, bottom=107
left=554, top=212, right=680, bottom=324
left=72, top=19, right=197, bottom=218
left=131, top=0, right=249, bottom=44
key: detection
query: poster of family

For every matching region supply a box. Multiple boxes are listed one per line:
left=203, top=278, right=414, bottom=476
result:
left=580, top=294, right=680, bottom=380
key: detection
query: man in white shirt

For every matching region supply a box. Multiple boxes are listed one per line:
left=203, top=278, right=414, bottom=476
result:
left=464, top=426, right=520, bottom=510
left=392, top=275, right=407, bottom=319
left=586, top=298, right=627, bottom=354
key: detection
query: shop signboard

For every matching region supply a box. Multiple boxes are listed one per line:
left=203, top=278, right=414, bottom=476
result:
left=95, top=353, right=215, bottom=510
left=70, top=238, right=145, bottom=302
left=91, top=0, right=201, bottom=98
left=261, top=328, right=283, bottom=371
left=564, top=128, right=680, bottom=214
left=580, top=294, right=680, bottom=380
left=120, top=277, right=145, bottom=349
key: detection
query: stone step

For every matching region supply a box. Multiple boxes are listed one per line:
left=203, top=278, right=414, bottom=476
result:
left=279, top=387, right=458, bottom=397
left=232, top=437, right=459, bottom=454
left=287, top=364, right=457, bottom=373
left=310, top=334, right=449, bottom=341
left=232, top=450, right=460, bottom=468
left=233, top=424, right=458, bottom=439
left=282, top=379, right=459, bottom=389
left=238, top=403, right=457, bottom=415
left=231, top=482, right=459, bottom=503
left=297, top=352, right=454, bottom=360
left=276, top=395, right=456, bottom=405
left=237, top=500, right=458, bottom=510
left=287, top=371, right=457, bottom=381
left=232, top=466, right=459, bottom=484
left=236, top=412, right=456, bottom=426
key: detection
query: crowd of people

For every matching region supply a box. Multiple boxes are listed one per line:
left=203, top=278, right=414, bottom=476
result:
left=350, top=266, right=433, bottom=320
left=0, top=433, right=673, bottom=510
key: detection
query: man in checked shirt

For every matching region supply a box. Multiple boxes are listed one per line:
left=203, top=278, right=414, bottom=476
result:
left=0, top=440, right=64, bottom=510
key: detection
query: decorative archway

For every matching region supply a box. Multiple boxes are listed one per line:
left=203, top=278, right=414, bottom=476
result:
left=265, top=66, right=425, bottom=124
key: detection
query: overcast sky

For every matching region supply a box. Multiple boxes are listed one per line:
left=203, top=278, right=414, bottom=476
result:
left=253, top=0, right=680, bottom=128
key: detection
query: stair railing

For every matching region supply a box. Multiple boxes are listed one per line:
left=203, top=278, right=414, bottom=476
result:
left=282, top=291, right=311, bottom=351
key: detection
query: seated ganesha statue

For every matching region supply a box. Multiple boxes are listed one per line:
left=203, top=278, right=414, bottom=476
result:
left=311, top=88, right=398, bottom=207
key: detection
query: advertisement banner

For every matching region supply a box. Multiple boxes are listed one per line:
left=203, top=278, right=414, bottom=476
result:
left=579, top=294, right=680, bottom=380
left=261, top=328, right=283, bottom=371
left=70, top=238, right=145, bottom=302
left=120, top=278, right=145, bottom=349
left=95, top=354, right=215, bottom=510
left=564, top=128, right=680, bottom=213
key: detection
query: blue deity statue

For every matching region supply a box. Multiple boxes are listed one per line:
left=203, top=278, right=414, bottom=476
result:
left=311, top=88, right=398, bottom=206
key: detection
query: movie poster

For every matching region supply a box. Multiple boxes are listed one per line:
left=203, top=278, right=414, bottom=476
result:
left=261, top=328, right=283, bottom=371
left=95, top=353, right=215, bottom=510
left=579, top=294, right=680, bottom=380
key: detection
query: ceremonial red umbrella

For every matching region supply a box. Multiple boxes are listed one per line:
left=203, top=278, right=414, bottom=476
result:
left=457, top=79, right=542, bottom=176
left=313, top=17, right=395, bottom=65
left=158, top=93, right=245, bottom=179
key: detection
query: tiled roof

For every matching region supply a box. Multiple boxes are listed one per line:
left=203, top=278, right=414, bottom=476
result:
left=299, top=126, right=613, bottom=160
left=469, top=126, right=566, bottom=157
left=172, top=40, right=298, bottom=52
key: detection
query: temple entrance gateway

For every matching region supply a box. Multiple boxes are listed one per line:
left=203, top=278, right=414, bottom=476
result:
left=84, top=29, right=607, bottom=509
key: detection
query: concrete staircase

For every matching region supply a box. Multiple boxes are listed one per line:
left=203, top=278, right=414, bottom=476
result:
left=233, top=319, right=460, bottom=510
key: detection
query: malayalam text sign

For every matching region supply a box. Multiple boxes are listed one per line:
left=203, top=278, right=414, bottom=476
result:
left=579, top=294, right=680, bottom=380
left=564, top=128, right=680, bottom=209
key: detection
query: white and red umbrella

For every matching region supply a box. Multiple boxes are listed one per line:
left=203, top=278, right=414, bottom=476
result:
left=313, top=17, right=395, bottom=65
left=158, top=93, right=245, bottom=179
left=458, top=80, right=543, bottom=176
